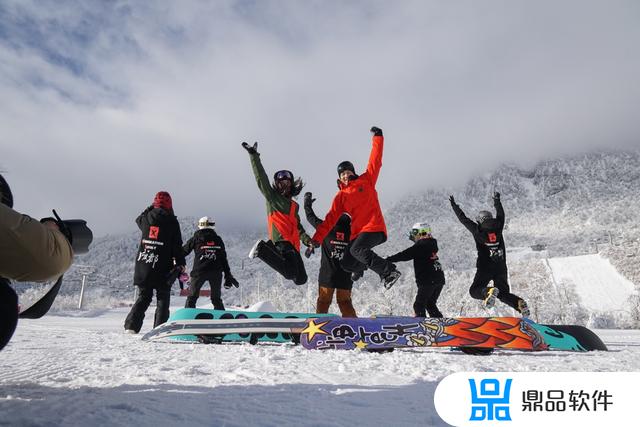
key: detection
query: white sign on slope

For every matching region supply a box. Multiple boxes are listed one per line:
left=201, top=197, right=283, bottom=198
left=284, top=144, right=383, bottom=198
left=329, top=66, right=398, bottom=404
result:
left=546, top=254, right=635, bottom=311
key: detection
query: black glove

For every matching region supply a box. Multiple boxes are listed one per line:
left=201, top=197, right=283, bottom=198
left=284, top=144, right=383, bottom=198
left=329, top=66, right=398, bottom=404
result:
left=304, top=192, right=315, bottom=207
left=241, top=142, right=258, bottom=155
left=370, top=126, right=383, bottom=137
left=304, top=246, right=315, bottom=258
left=493, top=192, right=501, bottom=201
left=224, top=276, right=239, bottom=289
left=449, top=195, right=456, bottom=205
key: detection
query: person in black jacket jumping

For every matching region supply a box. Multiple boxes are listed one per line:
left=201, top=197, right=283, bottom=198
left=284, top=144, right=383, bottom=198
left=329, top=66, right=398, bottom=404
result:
left=304, top=192, right=356, bottom=317
left=386, top=222, right=445, bottom=318
left=182, top=216, right=238, bottom=310
left=124, top=191, right=186, bottom=333
left=449, top=192, right=529, bottom=316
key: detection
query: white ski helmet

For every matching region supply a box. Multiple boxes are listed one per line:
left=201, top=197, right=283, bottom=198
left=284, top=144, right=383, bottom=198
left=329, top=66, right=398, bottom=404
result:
left=410, top=222, right=432, bottom=241
left=198, top=216, right=215, bottom=229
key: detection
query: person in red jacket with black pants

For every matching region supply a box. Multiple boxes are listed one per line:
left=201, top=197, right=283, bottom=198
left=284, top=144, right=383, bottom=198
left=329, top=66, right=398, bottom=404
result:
left=310, top=126, right=401, bottom=290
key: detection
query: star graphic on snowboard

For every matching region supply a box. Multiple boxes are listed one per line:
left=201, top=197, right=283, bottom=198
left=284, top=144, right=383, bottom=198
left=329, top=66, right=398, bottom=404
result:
left=301, top=319, right=330, bottom=341
left=354, top=339, right=368, bottom=349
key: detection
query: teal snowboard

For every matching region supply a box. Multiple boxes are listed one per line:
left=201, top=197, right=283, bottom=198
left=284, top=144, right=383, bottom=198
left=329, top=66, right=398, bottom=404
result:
left=148, top=308, right=335, bottom=343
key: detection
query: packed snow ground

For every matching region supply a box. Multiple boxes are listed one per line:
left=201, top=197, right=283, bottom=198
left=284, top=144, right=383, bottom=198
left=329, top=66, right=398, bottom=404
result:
left=2, top=297, right=640, bottom=427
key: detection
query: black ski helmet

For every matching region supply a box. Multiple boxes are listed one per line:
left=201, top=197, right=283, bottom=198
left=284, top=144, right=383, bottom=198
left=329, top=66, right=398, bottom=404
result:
left=337, top=161, right=355, bottom=176
left=476, top=210, right=493, bottom=225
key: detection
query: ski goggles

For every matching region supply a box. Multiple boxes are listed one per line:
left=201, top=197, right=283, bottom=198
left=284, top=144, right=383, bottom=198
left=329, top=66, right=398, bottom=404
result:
left=274, top=170, right=294, bottom=181
left=410, top=228, right=432, bottom=238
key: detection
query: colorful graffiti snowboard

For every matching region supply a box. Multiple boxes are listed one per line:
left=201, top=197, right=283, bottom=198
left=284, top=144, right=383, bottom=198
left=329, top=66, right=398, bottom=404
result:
left=299, top=316, right=607, bottom=352
left=530, top=322, right=608, bottom=351
left=142, top=308, right=335, bottom=343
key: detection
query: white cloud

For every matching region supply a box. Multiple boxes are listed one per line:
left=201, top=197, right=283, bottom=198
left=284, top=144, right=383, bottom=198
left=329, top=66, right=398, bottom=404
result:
left=1, top=0, right=639, bottom=236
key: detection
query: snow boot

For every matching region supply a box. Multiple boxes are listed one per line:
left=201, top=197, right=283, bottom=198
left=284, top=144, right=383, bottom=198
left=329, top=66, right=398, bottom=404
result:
left=248, top=240, right=263, bottom=259
left=517, top=299, right=530, bottom=317
left=483, top=287, right=499, bottom=309
left=382, top=270, right=401, bottom=290
left=351, top=270, right=364, bottom=282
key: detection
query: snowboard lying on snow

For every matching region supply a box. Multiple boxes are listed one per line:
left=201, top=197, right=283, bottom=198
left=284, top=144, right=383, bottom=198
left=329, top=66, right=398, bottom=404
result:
left=299, top=316, right=607, bottom=353
left=143, top=311, right=607, bottom=353
left=141, top=308, right=334, bottom=343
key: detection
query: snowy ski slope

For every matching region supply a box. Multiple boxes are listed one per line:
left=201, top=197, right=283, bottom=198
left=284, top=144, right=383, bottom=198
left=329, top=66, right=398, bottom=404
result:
left=545, top=254, right=636, bottom=312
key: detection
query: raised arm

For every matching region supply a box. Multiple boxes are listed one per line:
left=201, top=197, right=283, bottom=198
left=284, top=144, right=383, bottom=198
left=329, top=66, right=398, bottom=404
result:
left=242, top=142, right=275, bottom=200
left=449, top=196, right=476, bottom=234
left=135, top=206, right=153, bottom=231
left=366, top=127, right=384, bottom=184
left=493, top=192, right=505, bottom=229
left=295, top=203, right=312, bottom=247
left=303, top=192, right=323, bottom=229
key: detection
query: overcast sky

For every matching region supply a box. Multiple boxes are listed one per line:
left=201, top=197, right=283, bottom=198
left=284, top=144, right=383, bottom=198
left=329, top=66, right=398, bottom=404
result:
left=1, top=0, right=639, bottom=237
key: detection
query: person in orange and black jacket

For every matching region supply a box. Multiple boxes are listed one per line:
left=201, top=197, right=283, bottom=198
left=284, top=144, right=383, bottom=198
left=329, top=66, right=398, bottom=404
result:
left=310, top=127, right=401, bottom=290
left=182, top=216, right=238, bottom=310
left=304, top=191, right=356, bottom=317
left=242, top=142, right=312, bottom=285
left=124, top=191, right=186, bottom=333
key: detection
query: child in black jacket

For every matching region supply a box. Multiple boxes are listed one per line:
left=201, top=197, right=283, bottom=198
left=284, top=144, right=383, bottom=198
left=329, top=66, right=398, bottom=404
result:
left=387, top=223, right=445, bottom=317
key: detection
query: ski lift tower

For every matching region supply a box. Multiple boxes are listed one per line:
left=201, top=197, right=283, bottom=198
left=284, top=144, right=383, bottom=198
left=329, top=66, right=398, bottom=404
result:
left=74, top=264, right=96, bottom=309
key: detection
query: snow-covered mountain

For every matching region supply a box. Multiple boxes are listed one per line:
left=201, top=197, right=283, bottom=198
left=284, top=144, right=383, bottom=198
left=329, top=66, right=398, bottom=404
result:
left=46, top=149, right=640, bottom=327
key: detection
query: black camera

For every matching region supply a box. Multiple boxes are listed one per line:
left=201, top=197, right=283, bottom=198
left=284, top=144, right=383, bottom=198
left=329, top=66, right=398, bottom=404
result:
left=41, top=209, right=93, bottom=255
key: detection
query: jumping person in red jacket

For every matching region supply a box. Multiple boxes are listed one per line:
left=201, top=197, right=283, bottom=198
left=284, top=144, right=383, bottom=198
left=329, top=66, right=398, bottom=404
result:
left=310, top=127, right=401, bottom=290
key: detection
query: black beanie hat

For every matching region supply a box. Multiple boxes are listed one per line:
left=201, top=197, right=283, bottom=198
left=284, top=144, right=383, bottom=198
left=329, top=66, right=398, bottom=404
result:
left=337, top=161, right=355, bottom=176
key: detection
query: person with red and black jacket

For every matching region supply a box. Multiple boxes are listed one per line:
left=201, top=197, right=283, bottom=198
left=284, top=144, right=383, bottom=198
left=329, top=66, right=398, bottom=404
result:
left=310, top=126, right=401, bottom=290
left=182, top=216, right=238, bottom=310
left=386, top=223, right=445, bottom=318
left=449, top=192, right=529, bottom=316
left=242, top=142, right=312, bottom=285
left=124, top=191, right=186, bottom=333
left=304, top=191, right=356, bottom=317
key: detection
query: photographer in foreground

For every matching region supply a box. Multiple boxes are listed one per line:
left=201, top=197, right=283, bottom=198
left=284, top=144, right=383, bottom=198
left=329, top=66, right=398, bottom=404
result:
left=1, top=173, right=92, bottom=351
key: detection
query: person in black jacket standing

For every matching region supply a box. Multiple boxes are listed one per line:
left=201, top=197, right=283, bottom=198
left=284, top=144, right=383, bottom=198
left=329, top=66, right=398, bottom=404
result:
left=304, top=192, right=356, bottom=317
left=124, top=191, right=186, bottom=333
left=386, top=223, right=445, bottom=318
left=182, top=216, right=238, bottom=310
left=449, top=192, right=529, bottom=316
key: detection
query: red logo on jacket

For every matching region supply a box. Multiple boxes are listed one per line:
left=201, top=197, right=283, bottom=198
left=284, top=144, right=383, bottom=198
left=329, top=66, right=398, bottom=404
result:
left=149, top=226, right=159, bottom=239
left=487, top=232, right=497, bottom=243
left=336, top=232, right=345, bottom=241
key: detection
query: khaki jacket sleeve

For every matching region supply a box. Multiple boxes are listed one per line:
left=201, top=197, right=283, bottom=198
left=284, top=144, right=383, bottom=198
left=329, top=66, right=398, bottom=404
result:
left=0, top=204, right=73, bottom=282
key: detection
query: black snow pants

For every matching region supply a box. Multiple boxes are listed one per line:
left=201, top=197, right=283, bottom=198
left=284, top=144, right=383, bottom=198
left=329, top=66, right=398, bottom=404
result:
left=185, top=270, right=224, bottom=310
left=0, top=278, right=18, bottom=351
left=340, top=232, right=395, bottom=279
left=124, top=285, right=171, bottom=333
left=257, top=240, right=308, bottom=285
left=414, top=282, right=444, bottom=318
left=469, top=263, right=522, bottom=310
